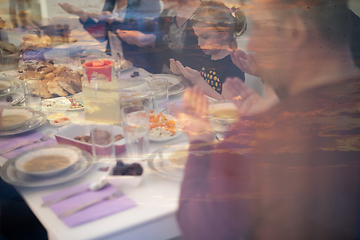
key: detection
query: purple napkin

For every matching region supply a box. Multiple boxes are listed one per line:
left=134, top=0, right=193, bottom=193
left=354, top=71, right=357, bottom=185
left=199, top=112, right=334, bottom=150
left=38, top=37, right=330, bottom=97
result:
left=42, top=183, right=136, bottom=228
left=0, top=132, right=57, bottom=159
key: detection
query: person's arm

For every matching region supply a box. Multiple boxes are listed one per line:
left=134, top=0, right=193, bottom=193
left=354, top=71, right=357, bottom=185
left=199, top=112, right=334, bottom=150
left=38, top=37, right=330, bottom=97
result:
left=175, top=60, right=224, bottom=100
left=171, top=88, right=251, bottom=239
left=58, top=3, right=93, bottom=22
left=58, top=3, right=109, bottom=42
left=229, top=49, right=259, bottom=77
left=116, top=30, right=156, bottom=48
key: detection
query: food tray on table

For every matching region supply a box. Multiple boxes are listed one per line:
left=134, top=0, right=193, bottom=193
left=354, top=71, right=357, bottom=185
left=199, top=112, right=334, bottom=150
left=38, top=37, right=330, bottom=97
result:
left=55, top=124, right=126, bottom=155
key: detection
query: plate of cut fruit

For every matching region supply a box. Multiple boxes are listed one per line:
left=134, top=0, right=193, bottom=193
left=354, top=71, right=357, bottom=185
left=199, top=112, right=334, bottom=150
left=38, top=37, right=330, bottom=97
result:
left=149, top=111, right=182, bottom=142
left=67, top=97, right=84, bottom=111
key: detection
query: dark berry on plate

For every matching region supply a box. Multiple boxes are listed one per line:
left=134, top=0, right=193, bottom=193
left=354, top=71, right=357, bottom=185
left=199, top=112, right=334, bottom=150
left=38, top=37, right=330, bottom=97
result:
left=122, top=163, right=143, bottom=176
left=6, top=96, right=13, bottom=102
left=131, top=71, right=139, bottom=77
left=112, top=162, right=143, bottom=176
left=116, top=160, right=125, bottom=167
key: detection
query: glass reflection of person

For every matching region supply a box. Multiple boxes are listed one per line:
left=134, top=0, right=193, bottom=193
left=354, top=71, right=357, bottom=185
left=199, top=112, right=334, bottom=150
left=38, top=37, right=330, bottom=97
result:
left=59, top=0, right=161, bottom=71
left=9, top=0, right=36, bottom=30
left=172, top=0, right=360, bottom=239
left=224, top=8, right=360, bottom=116
left=171, top=1, right=246, bottom=100
left=116, top=0, right=208, bottom=74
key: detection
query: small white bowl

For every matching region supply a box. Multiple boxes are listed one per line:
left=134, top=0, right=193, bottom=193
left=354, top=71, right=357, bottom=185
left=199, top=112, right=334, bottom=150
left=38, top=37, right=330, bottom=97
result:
left=48, top=117, right=71, bottom=128
left=1, top=108, right=34, bottom=131
left=42, top=97, right=71, bottom=114
left=107, top=165, right=143, bottom=187
left=15, top=146, right=82, bottom=177
left=107, top=175, right=143, bottom=187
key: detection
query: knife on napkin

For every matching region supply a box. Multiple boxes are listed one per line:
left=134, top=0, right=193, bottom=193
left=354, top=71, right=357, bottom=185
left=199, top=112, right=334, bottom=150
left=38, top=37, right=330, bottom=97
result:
left=59, top=191, right=123, bottom=218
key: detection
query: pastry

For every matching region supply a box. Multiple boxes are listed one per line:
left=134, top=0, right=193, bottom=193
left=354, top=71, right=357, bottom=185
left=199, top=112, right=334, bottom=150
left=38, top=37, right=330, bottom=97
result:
left=47, top=81, right=68, bottom=97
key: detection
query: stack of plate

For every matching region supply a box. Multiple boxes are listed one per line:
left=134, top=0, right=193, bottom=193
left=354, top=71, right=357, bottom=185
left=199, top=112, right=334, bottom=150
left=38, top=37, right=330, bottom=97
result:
left=0, top=145, right=94, bottom=187
left=0, top=78, right=24, bottom=105
left=142, top=74, right=189, bottom=96
left=0, top=107, right=47, bottom=136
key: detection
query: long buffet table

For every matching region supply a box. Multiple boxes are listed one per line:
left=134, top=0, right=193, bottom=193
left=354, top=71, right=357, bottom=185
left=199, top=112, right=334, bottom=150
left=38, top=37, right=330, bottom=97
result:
left=0, top=67, right=186, bottom=240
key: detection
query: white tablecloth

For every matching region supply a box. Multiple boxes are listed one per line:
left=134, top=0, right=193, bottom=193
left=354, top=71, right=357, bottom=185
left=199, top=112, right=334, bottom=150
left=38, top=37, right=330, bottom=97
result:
left=1, top=67, right=187, bottom=240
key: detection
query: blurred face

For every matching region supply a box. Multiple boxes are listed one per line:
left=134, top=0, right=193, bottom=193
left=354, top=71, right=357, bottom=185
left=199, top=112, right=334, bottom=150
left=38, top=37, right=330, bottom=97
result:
left=193, top=22, right=229, bottom=56
left=247, top=3, right=293, bottom=89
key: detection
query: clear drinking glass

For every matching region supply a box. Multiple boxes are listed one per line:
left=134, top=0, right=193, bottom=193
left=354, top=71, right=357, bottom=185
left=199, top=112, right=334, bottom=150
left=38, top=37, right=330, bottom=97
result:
left=24, top=78, right=41, bottom=111
left=150, top=78, right=169, bottom=114
left=120, top=100, right=150, bottom=163
left=91, top=124, right=116, bottom=163
left=108, top=31, right=125, bottom=78
left=23, top=60, right=42, bottom=111
left=209, top=100, right=239, bottom=137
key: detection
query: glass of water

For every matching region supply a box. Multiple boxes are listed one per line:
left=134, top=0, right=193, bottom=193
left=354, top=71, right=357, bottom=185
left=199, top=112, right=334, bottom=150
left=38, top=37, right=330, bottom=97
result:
left=22, top=60, right=41, bottom=111
left=24, top=77, right=41, bottom=111
left=91, top=124, right=116, bottom=163
left=120, top=101, right=150, bottom=163
left=150, top=78, right=169, bottom=114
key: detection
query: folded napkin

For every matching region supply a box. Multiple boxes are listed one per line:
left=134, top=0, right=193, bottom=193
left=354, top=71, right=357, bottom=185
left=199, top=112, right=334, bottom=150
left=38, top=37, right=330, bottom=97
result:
left=0, top=132, right=57, bottom=159
left=42, top=183, right=136, bottom=228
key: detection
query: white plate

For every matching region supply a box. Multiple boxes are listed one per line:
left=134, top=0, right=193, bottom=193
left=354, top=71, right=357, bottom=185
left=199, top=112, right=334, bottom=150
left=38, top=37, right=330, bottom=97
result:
left=0, top=78, right=22, bottom=98
left=143, top=74, right=181, bottom=87
left=169, top=81, right=188, bottom=96
left=0, top=110, right=47, bottom=136
left=0, top=79, right=11, bottom=93
left=1, top=108, right=34, bottom=131
left=147, top=143, right=189, bottom=181
left=15, top=145, right=82, bottom=177
left=149, top=114, right=182, bottom=142
left=120, top=60, right=133, bottom=72
left=0, top=147, right=94, bottom=187
left=42, top=97, right=71, bottom=111
left=0, top=91, right=25, bottom=105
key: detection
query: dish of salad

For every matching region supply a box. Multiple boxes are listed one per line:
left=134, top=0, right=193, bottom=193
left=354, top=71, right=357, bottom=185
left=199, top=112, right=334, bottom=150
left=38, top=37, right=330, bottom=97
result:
left=68, top=98, right=84, bottom=110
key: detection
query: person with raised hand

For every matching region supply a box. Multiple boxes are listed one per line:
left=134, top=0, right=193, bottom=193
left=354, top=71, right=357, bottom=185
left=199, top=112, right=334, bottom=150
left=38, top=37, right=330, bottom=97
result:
left=172, top=1, right=247, bottom=100
left=59, top=0, right=161, bottom=72
left=173, top=0, right=360, bottom=239
left=117, top=0, right=206, bottom=73
left=222, top=77, right=280, bottom=115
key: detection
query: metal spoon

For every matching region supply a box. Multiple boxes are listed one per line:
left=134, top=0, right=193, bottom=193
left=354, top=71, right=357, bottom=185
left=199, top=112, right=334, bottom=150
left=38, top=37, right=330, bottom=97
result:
left=42, top=176, right=109, bottom=207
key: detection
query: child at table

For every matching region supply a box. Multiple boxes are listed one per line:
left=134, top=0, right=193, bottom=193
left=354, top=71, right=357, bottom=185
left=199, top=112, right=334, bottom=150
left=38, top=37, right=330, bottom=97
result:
left=171, top=1, right=246, bottom=100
